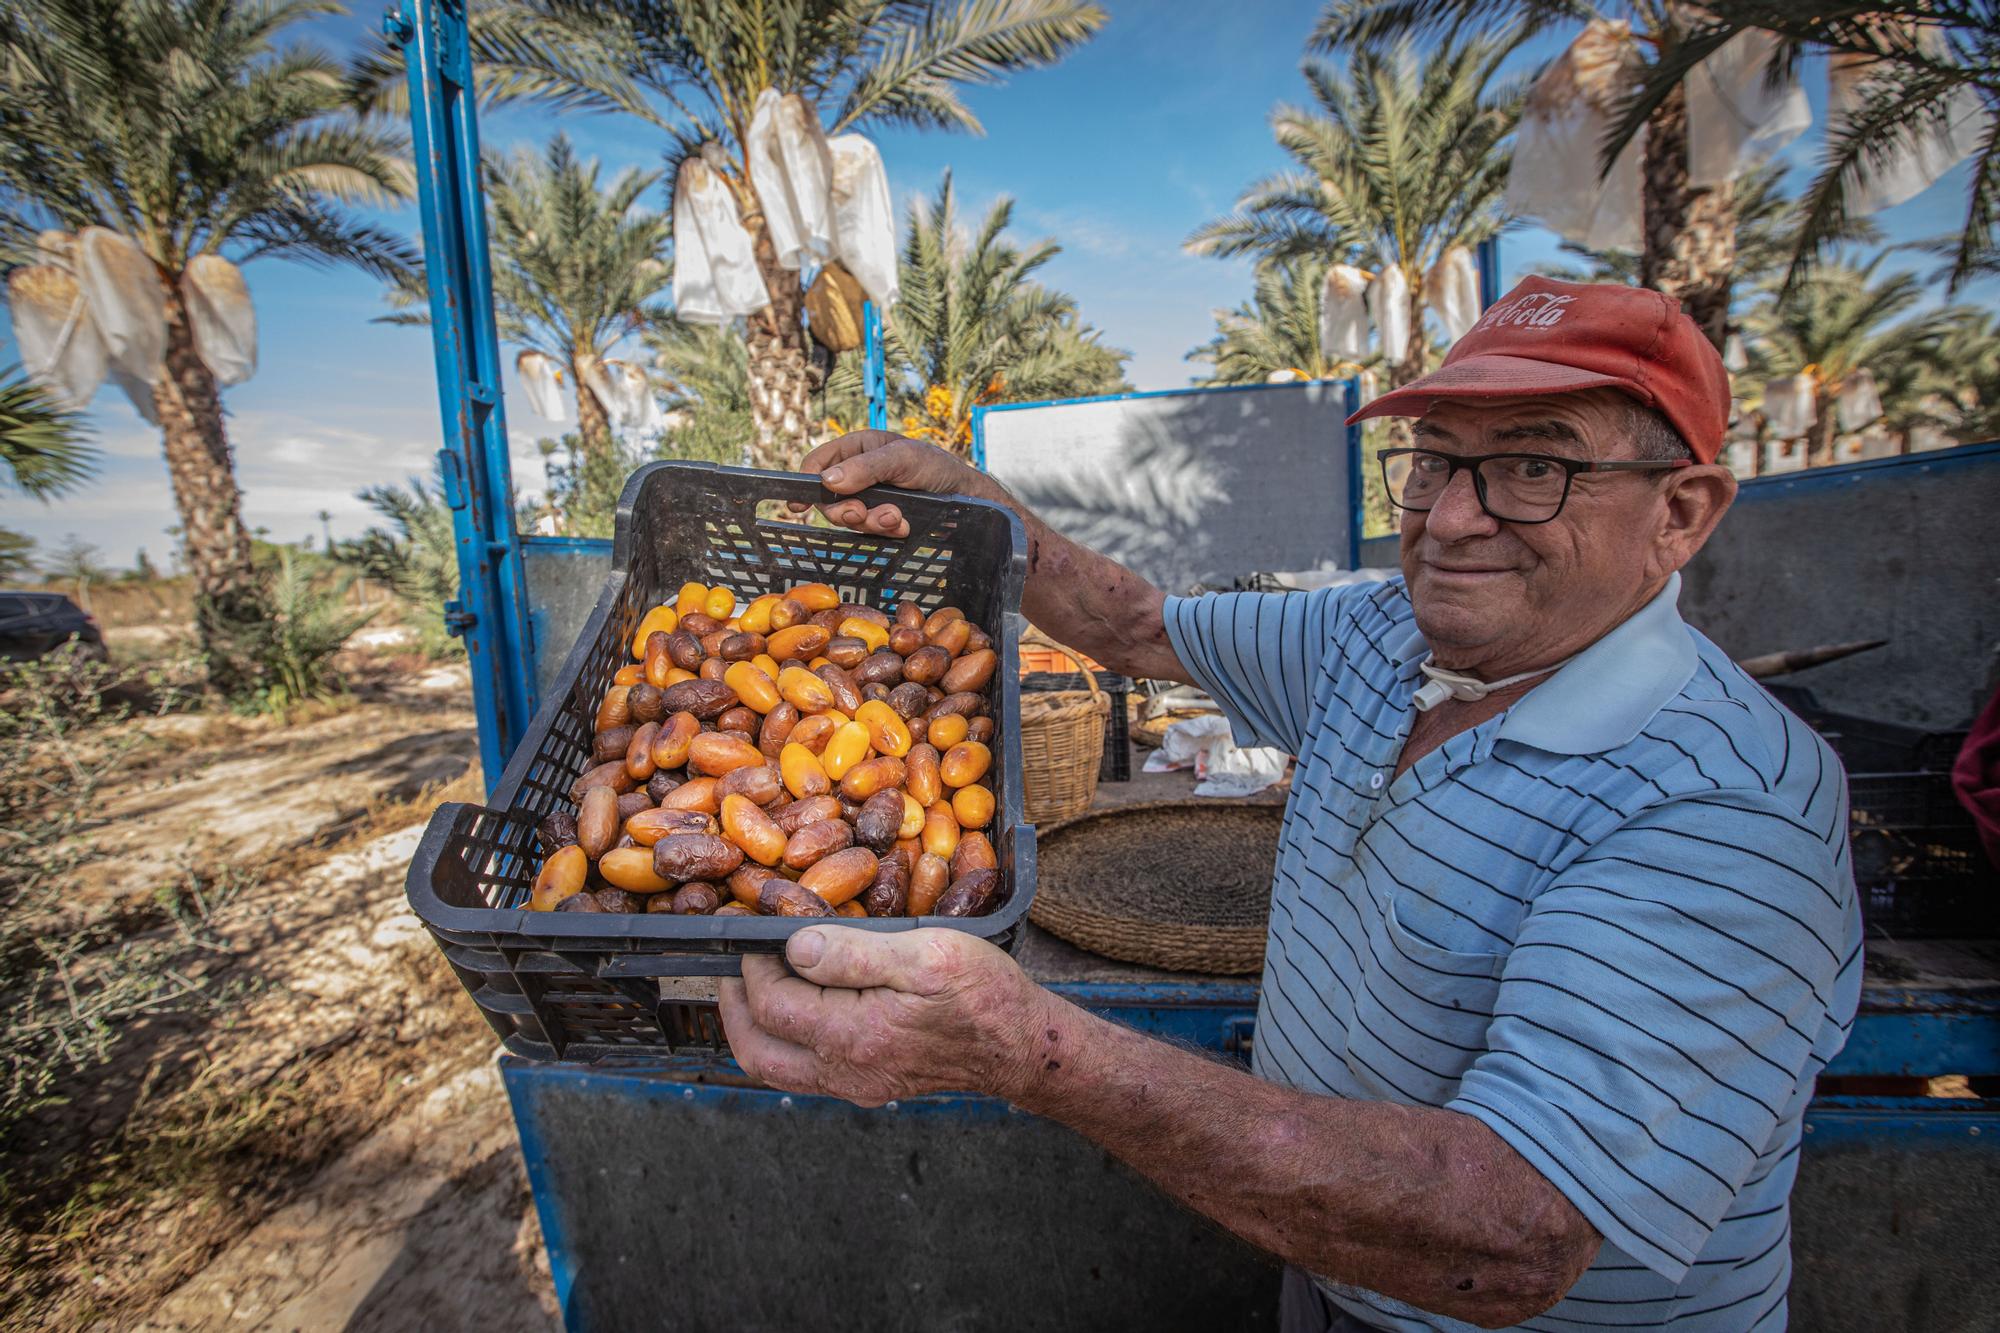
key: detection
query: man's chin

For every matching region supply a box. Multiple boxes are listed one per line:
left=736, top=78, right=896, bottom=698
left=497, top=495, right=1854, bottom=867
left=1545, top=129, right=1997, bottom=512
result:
left=1409, top=587, right=1521, bottom=657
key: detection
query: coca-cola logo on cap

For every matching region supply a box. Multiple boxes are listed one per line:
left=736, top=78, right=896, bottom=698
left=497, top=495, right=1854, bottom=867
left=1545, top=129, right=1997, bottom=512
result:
left=1472, top=292, right=1576, bottom=333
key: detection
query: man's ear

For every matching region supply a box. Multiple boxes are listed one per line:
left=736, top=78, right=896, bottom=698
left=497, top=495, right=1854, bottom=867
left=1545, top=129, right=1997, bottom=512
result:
left=1652, top=464, right=1736, bottom=578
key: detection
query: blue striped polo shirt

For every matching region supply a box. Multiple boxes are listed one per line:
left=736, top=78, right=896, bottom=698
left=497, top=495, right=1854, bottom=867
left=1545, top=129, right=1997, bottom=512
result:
left=1162, top=573, right=1861, bottom=1332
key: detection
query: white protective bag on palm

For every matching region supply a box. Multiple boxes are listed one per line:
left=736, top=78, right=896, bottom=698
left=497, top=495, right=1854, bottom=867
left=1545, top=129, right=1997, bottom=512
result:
left=1685, top=29, right=1811, bottom=187
left=1763, top=374, right=1817, bottom=439
left=827, top=134, right=899, bottom=310
left=182, top=255, right=257, bottom=386
left=747, top=90, right=837, bottom=271
left=7, top=264, right=108, bottom=409
left=76, top=227, right=167, bottom=381
left=584, top=358, right=662, bottom=433
left=1318, top=264, right=1369, bottom=361
left=1368, top=265, right=1411, bottom=367
left=673, top=157, right=770, bottom=324
left=1506, top=20, right=1645, bottom=252
left=1424, top=247, right=1481, bottom=344
left=1836, top=369, right=1883, bottom=433
left=516, top=349, right=568, bottom=422
left=1828, top=35, right=1990, bottom=214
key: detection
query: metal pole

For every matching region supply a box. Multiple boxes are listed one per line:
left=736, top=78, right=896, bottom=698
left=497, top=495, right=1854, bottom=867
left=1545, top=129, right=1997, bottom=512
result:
left=1344, top=376, right=1364, bottom=571
left=1475, top=237, right=1502, bottom=309
left=863, top=299, right=887, bottom=432
left=386, top=0, right=538, bottom=793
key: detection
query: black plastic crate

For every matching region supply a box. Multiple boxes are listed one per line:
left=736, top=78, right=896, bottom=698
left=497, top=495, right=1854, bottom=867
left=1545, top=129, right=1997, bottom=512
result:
left=406, top=461, right=1032, bottom=1061
left=1023, top=670, right=1131, bottom=782
left=1846, top=770, right=1995, bottom=938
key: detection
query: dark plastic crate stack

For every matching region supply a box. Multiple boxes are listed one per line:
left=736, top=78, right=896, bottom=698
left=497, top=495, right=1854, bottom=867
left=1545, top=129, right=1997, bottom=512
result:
left=405, top=461, right=1032, bottom=1062
left=1022, top=670, right=1131, bottom=782
left=1766, top=685, right=1990, bottom=937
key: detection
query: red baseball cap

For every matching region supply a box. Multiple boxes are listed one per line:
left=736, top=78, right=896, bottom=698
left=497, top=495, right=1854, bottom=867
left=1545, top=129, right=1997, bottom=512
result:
left=1347, top=276, right=1731, bottom=463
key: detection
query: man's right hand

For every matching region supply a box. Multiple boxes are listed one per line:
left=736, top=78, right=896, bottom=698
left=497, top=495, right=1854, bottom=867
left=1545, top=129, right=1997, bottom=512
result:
left=787, top=431, right=989, bottom=539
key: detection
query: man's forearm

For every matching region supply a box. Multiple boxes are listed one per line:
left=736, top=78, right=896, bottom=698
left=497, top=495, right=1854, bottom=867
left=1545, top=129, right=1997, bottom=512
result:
left=959, top=472, right=1187, bottom=684
left=999, top=994, right=1598, bottom=1329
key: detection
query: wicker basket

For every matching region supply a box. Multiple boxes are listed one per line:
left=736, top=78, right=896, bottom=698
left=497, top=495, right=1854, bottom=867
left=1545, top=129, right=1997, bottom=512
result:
left=1018, top=631, right=1111, bottom=826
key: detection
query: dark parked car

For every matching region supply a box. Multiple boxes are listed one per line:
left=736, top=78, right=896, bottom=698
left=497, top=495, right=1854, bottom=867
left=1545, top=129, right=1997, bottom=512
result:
left=0, top=591, right=106, bottom=661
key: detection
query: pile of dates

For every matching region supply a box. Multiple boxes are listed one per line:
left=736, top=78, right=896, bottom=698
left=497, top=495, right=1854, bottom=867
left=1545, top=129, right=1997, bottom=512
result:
left=530, top=580, right=1003, bottom=921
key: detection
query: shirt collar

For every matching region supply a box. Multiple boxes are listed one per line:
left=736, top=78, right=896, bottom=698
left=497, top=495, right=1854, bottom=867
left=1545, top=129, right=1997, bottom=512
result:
left=1494, top=572, right=1697, bottom=757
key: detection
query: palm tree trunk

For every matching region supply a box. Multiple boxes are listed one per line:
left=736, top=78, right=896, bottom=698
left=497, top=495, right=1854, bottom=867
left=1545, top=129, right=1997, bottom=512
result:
left=1395, top=278, right=1430, bottom=387
left=744, top=225, right=813, bottom=471
left=1639, top=82, right=1736, bottom=351
left=1805, top=387, right=1839, bottom=467
left=154, top=274, right=263, bottom=694
left=570, top=351, right=613, bottom=455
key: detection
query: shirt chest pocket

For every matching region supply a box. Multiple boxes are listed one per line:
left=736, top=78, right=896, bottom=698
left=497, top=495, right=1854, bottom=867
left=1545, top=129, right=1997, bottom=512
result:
left=1347, top=890, right=1510, bottom=1104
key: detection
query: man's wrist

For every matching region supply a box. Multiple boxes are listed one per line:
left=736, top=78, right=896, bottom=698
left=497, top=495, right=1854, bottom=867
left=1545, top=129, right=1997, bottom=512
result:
left=977, top=981, right=1100, bottom=1108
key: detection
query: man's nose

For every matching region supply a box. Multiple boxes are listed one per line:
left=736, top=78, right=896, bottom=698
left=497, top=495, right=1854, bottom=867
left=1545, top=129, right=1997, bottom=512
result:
left=1421, top=467, right=1499, bottom=542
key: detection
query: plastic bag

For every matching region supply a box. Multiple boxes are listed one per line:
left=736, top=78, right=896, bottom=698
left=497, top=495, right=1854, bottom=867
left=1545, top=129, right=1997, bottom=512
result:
left=1763, top=373, right=1817, bottom=438
left=1140, top=714, right=1289, bottom=798
left=1506, top=20, right=1645, bottom=251
left=76, top=227, right=166, bottom=381
left=827, top=134, right=899, bottom=309
left=181, top=255, right=257, bottom=386
left=1357, top=367, right=1379, bottom=407
left=7, top=265, right=108, bottom=409
left=1829, top=28, right=1990, bottom=214
left=1369, top=264, right=1411, bottom=367
left=110, top=366, right=159, bottom=425
left=746, top=90, right=836, bottom=271
left=1724, top=333, right=1749, bottom=373
left=1424, top=246, right=1481, bottom=343
left=585, top=358, right=664, bottom=434
left=1836, top=368, right=1882, bottom=433
left=515, top=349, right=568, bottom=421
left=1685, top=29, right=1811, bottom=187
left=1319, top=263, right=1370, bottom=361
left=673, top=157, right=770, bottom=324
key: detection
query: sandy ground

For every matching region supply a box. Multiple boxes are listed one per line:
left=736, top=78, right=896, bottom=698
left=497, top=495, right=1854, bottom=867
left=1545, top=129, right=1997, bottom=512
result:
left=2, top=647, right=560, bottom=1332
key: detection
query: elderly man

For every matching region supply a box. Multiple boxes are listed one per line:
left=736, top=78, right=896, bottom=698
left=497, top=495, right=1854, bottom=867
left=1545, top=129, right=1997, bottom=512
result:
left=719, top=277, right=1861, bottom=1331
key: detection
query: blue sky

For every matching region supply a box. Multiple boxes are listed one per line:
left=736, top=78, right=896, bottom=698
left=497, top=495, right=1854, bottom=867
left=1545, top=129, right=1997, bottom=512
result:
left=2, top=1, right=1989, bottom=569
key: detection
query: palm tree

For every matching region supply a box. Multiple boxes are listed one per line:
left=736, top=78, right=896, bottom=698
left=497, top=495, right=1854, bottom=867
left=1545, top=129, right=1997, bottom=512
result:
left=0, top=0, right=415, bottom=692
left=646, top=319, right=757, bottom=465
left=1609, top=1, right=1998, bottom=292
left=883, top=173, right=1127, bottom=453
left=1189, top=255, right=1357, bottom=385
left=1186, top=37, right=1518, bottom=389
left=0, top=366, right=95, bottom=499
left=1737, top=259, right=1960, bottom=466
left=353, top=0, right=1105, bottom=470
left=381, top=134, right=671, bottom=459
left=336, top=471, right=462, bottom=657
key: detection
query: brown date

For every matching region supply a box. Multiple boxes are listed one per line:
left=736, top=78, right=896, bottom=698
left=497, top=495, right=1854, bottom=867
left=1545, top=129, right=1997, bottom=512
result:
left=664, top=629, right=705, bottom=671
left=760, top=877, right=836, bottom=918
left=593, top=887, right=649, bottom=914
left=965, top=626, right=993, bottom=654
left=799, top=847, right=879, bottom=907
left=716, top=763, right=782, bottom=806
left=570, top=761, right=635, bottom=801
left=625, top=721, right=660, bottom=780
left=714, top=904, right=755, bottom=917
left=951, top=830, right=997, bottom=880
left=859, top=849, right=910, bottom=917
left=556, top=891, right=606, bottom=913
left=887, top=682, right=930, bottom=720
left=668, top=882, right=721, bottom=914
left=853, top=789, right=905, bottom=853
left=594, top=685, right=632, bottom=732
left=720, top=631, right=765, bottom=661
left=861, top=683, right=891, bottom=704
left=855, top=651, right=906, bottom=687
left=888, top=625, right=925, bottom=657
left=907, top=853, right=950, bottom=915
left=815, top=663, right=863, bottom=715
left=661, top=678, right=736, bottom=719
left=768, top=598, right=809, bottom=631
left=626, top=682, right=666, bottom=724
left=592, top=725, right=635, bottom=764
left=537, top=810, right=579, bottom=853
left=627, top=807, right=714, bottom=845
left=577, top=785, right=620, bottom=859
left=928, top=617, right=973, bottom=656
left=922, top=606, right=964, bottom=638
left=941, top=649, right=997, bottom=694
left=727, top=863, right=776, bottom=907
left=616, top=790, right=655, bottom=822
left=653, top=832, right=744, bottom=882
left=716, top=705, right=759, bottom=735
left=789, top=714, right=838, bottom=754
left=904, top=744, right=943, bottom=807
left=759, top=701, right=800, bottom=758
left=775, top=794, right=843, bottom=835
left=824, top=636, right=869, bottom=669
left=967, top=716, right=995, bottom=744
left=698, top=657, right=728, bottom=682
left=924, top=692, right=985, bottom=726
left=809, top=608, right=845, bottom=632
left=895, top=601, right=925, bottom=629
left=679, top=611, right=723, bottom=637
left=840, top=603, right=891, bottom=629
left=783, top=818, right=854, bottom=870
left=646, top=771, right=682, bottom=804
left=934, top=867, right=999, bottom=918
left=901, top=645, right=949, bottom=685
left=644, top=631, right=675, bottom=687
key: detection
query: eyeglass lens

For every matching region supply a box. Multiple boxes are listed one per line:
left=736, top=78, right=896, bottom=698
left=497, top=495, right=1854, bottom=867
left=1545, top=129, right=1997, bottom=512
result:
left=1385, top=451, right=1571, bottom=522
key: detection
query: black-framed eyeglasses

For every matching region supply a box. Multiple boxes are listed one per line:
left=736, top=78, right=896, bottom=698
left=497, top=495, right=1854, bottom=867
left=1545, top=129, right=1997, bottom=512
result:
left=1378, top=448, right=1694, bottom=525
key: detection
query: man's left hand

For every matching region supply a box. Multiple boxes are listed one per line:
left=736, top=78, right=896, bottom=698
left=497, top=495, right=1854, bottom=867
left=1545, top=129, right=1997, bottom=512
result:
left=719, top=927, right=1051, bottom=1106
